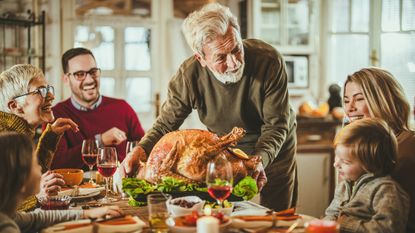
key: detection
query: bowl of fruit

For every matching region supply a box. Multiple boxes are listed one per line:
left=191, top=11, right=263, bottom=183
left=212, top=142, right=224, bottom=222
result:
left=166, top=211, right=231, bottom=233
left=167, top=196, right=205, bottom=217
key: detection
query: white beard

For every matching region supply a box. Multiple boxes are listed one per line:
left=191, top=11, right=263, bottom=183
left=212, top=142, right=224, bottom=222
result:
left=211, top=61, right=245, bottom=84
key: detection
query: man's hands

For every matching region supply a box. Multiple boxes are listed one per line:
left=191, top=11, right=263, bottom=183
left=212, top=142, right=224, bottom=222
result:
left=252, top=162, right=267, bottom=192
left=101, top=127, right=127, bottom=146
left=51, top=118, right=79, bottom=135
left=38, top=171, right=65, bottom=196
left=83, top=206, right=123, bottom=219
left=121, top=145, right=146, bottom=177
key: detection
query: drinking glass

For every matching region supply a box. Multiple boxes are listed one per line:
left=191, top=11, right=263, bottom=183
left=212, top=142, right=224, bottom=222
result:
left=81, top=139, right=99, bottom=184
left=97, top=147, right=118, bottom=203
left=206, top=154, right=233, bottom=208
left=126, top=140, right=140, bottom=155
left=147, top=193, right=171, bottom=233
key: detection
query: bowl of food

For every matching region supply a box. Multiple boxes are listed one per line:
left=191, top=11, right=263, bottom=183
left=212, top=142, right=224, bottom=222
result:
left=53, top=168, right=84, bottom=187
left=167, top=196, right=205, bottom=217
left=37, top=195, right=72, bottom=210
left=166, top=211, right=231, bottom=233
left=204, top=200, right=234, bottom=216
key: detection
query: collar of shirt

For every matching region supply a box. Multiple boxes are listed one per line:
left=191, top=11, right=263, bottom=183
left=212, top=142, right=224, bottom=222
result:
left=70, top=95, right=102, bottom=111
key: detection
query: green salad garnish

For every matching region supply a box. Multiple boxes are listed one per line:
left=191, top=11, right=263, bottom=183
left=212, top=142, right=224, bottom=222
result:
left=232, top=176, right=258, bottom=200
left=122, top=176, right=258, bottom=206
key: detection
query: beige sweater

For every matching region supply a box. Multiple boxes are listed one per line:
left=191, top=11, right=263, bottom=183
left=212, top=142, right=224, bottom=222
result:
left=0, top=210, right=83, bottom=233
left=325, top=173, right=409, bottom=233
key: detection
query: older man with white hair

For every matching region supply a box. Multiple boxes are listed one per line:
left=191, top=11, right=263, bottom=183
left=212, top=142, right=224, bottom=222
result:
left=122, top=3, right=297, bottom=211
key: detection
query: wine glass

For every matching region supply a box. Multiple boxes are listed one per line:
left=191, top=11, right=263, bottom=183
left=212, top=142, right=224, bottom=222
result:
left=97, top=147, right=118, bottom=203
left=81, top=139, right=99, bottom=184
left=206, top=154, right=233, bottom=208
left=126, top=140, right=139, bottom=155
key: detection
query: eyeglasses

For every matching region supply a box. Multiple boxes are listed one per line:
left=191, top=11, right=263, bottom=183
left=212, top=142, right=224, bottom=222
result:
left=13, top=85, right=55, bottom=99
left=66, top=67, right=101, bottom=81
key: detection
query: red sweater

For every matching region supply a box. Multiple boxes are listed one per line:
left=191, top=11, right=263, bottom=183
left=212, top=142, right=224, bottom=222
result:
left=51, top=96, right=145, bottom=170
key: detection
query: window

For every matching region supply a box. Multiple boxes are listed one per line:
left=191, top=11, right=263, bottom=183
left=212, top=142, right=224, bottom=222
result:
left=325, top=0, right=415, bottom=121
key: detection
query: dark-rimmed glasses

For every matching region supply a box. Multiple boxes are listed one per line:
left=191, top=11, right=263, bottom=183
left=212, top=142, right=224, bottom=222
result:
left=66, top=67, right=101, bottom=81
left=13, top=85, right=55, bottom=99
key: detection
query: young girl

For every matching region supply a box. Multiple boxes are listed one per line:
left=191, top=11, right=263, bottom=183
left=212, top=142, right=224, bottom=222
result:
left=324, top=118, right=409, bottom=232
left=0, top=132, right=122, bottom=233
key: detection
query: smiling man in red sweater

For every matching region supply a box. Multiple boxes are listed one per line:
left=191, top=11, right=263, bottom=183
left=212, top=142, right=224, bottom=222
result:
left=51, top=48, right=145, bottom=170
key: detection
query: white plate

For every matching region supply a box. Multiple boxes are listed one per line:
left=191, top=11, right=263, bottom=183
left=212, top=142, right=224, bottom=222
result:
left=166, top=217, right=232, bottom=233
left=41, top=216, right=146, bottom=233
left=58, top=187, right=104, bottom=200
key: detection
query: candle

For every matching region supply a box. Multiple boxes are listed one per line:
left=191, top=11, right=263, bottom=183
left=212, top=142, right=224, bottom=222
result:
left=204, top=204, right=212, bottom=216
left=197, top=216, right=219, bottom=233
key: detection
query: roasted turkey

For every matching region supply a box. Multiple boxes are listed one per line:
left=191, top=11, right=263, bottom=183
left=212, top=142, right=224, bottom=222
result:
left=136, top=127, right=261, bottom=184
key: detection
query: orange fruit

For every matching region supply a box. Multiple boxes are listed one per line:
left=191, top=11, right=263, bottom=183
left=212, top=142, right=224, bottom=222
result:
left=229, top=148, right=249, bottom=160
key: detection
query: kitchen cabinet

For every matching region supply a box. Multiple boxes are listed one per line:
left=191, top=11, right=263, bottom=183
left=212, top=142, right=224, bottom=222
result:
left=248, top=0, right=318, bottom=54
left=0, top=11, right=45, bottom=72
left=295, top=117, right=340, bottom=217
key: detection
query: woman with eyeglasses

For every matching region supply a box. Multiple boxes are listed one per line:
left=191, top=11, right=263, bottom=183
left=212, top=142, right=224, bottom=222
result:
left=0, top=64, right=79, bottom=211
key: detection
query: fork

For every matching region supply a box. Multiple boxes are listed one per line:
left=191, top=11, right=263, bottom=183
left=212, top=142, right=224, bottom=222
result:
left=70, top=185, right=79, bottom=197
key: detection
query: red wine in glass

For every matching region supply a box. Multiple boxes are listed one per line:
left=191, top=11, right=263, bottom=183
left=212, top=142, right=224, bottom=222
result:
left=97, top=164, right=117, bottom=177
left=82, top=154, right=98, bottom=167
left=97, top=147, right=118, bottom=204
left=81, top=139, right=99, bottom=184
left=207, top=185, right=233, bottom=202
left=206, top=154, right=233, bottom=208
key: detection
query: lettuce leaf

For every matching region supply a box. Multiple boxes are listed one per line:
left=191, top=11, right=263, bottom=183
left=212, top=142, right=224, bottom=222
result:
left=122, top=178, right=155, bottom=198
left=122, top=175, right=259, bottom=207
left=232, top=176, right=258, bottom=200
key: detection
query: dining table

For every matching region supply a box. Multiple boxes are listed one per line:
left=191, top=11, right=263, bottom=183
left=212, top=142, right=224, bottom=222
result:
left=59, top=188, right=314, bottom=233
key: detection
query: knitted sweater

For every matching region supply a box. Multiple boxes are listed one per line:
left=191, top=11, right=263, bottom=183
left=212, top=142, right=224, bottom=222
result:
left=0, top=111, right=61, bottom=211
left=51, top=96, right=145, bottom=169
left=324, top=173, right=409, bottom=233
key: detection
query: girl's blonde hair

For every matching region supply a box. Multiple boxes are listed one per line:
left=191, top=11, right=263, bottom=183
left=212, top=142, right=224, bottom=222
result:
left=0, top=64, right=44, bottom=112
left=344, top=67, right=410, bottom=134
left=0, top=132, right=34, bottom=216
left=335, top=118, right=397, bottom=176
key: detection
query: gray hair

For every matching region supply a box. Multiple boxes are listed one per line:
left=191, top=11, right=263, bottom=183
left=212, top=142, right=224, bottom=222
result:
left=0, top=64, right=44, bottom=112
left=182, top=3, right=241, bottom=55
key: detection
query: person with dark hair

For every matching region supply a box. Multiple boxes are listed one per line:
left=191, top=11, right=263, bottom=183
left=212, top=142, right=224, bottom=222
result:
left=51, top=47, right=145, bottom=169
left=0, top=132, right=122, bottom=233
left=325, top=118, right=409, bottom=232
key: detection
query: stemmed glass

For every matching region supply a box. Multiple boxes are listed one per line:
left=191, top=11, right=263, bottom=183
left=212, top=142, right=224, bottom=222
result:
left=81, top=139, right=99, bottom=184
left=126, top=140, right=139, bottom=155
left=206, top=154, right=233, bottom=208
left=97, top=147, right=118, bottom=203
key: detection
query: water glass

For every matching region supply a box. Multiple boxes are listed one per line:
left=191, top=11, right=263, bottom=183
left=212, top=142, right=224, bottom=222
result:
left=147, top=193, right=172, bottom=233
